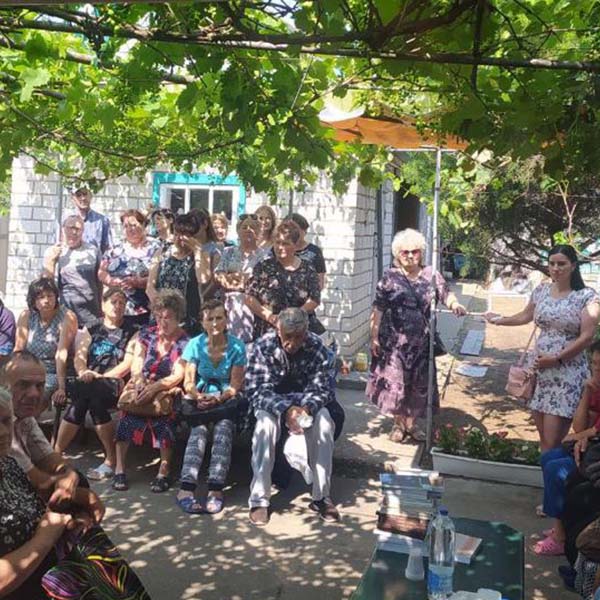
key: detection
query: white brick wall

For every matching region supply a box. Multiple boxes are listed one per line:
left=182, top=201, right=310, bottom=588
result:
left=7, top=156, right=152, bottom=315
left=8, top=157, right=396, bottom=359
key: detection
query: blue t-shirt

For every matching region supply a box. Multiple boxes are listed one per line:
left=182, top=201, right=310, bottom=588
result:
left=182, top=333, right=246, bottom=392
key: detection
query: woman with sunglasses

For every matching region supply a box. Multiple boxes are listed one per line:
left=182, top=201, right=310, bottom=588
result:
left=147, top=213, right=208, bottom=336
left=214, top=214, right=262, bottom=342
left=366, top=228, right=466, bottom=442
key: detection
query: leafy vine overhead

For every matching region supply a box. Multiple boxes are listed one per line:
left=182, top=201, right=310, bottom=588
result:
left=0, top=1, right=599, bottom=196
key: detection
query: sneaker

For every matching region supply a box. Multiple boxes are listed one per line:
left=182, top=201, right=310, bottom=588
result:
left=309, top=497, right=340, bottom=522
left=249, top=507, right=270, bottom=526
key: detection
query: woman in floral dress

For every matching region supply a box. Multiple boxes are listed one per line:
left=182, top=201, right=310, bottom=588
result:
left=245, top=221, right=321, bottom=340
left=366, top=229, right=466, bottom=442
left=98, top=209, right=161, bottom=329
left=113, top=290, right=189, bottom=493
left=486, top=244, right=600, bottom=451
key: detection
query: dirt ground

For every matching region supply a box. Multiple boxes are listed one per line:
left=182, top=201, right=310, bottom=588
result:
left=435, top=292, right=540, bottom=442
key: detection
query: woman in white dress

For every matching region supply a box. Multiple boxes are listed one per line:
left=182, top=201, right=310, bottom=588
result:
left=486, top=245, right=600, bottom=452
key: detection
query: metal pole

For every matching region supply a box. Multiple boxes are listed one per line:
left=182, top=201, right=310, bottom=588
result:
left=426, top=147, right=442, bottom=452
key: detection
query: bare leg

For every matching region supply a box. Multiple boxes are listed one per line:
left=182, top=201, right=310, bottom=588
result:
left=54, top=421, right=80, bottom=455
left=552, top=518, right=566, bottom=542
left=115, top=441, right=129, bottom=475
left=540, top=414, right=571, bottom=452
left=532, top=410, right=544, bottom=446
left=94, top=421, right=117, bottom=468
left=158, top=447, right=172, bottom=478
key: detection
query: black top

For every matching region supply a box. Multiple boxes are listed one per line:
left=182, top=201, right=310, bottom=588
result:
left=297, top=242, right=326, bottom=274
left=0, top=456, right=54, bottom=600
left=87, top=321, right=137, bottom=373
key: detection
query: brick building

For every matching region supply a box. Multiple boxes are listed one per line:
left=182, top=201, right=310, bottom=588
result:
left=5, top=155, right=428, bottom=358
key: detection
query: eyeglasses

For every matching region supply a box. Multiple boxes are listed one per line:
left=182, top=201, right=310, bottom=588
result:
left=399, top=249, right=421, bottom=257
left=239, top=214, right=258, bottom=222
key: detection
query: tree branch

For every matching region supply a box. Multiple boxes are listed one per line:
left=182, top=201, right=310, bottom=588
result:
left=2, top=14, right=599, bottom=73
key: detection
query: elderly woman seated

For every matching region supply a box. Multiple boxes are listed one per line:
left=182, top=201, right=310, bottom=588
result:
left=0, top=388, right=149, bottom=600
left=176, top=299, right=246, bottom=514
left=113, top=289, right=189, bottom=493
left=54, top=287, right=138, bottom=481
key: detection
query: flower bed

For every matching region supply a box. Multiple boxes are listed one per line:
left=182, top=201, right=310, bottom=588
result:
left=431, top=425, right=543, bottom=487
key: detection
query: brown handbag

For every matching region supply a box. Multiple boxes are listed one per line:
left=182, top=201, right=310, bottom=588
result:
left=117, top=381, right=179, bottom=417
left=505, top=328, right=537, bottom=401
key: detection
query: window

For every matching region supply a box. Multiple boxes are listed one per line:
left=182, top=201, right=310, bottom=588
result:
left=152, top=173, right=246, bottom=234
left=161, top=185, right=237, bottom=222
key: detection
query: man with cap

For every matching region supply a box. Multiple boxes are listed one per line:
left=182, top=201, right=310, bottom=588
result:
left=68, top=186, right=113, bottom=254
left=246, top=307, right=340, bottom=526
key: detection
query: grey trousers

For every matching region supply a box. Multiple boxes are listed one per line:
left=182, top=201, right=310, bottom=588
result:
left=180, top=419, right=234, bottom=491
left=248, top=408, right=334, bottom=508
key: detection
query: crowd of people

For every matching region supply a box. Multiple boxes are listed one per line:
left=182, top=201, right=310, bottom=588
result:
left=0, top=187, right=340, bottom=599
left=1, top=184, right=599, bottom=598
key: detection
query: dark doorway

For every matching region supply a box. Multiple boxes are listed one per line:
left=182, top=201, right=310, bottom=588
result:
left=393, top=187, right=420, bottom=232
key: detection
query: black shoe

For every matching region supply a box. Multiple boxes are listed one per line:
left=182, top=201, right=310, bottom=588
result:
left=309, top=497, right=340, bottom=522
left=558, top=564, right=576, bottom=590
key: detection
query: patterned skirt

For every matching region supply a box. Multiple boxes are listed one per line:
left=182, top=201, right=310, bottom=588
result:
left=42, top=526, right=149, bottom=599
left=115, top=413, right=176, bottom=449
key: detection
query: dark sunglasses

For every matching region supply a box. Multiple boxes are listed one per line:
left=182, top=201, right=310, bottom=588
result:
left=239, top=213, right=258, bottom=222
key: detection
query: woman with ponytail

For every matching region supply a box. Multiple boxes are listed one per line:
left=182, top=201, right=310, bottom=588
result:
left=485, top=245, right=600, bottom=452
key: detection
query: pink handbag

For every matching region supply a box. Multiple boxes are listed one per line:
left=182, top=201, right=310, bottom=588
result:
left=505, top=328, right=537, bottom=401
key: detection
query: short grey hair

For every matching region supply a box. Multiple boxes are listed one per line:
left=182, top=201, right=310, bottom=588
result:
left=62, top=214, right=84, bottom=228
left=391, top=228, right=427, bottom=259
left=151, top=289, right=187, bottom=322
left=278, top=308, right=309, bottom=333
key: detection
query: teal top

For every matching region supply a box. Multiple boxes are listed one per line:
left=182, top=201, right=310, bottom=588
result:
left=182, top=333, right=246, bottom=393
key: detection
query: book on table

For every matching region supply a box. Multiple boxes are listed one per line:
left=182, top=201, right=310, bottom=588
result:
left=375, top=528, right=483, bottom=565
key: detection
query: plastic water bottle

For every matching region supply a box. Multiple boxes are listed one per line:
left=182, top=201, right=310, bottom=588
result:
left=427, top=507, right=456, bottom=599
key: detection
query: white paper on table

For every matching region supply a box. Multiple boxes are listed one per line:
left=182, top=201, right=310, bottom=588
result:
left=455, top=363, right=488, bottom=378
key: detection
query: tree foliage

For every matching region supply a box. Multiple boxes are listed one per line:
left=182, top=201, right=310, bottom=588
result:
left=0, top=1, right=599, bottom=197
